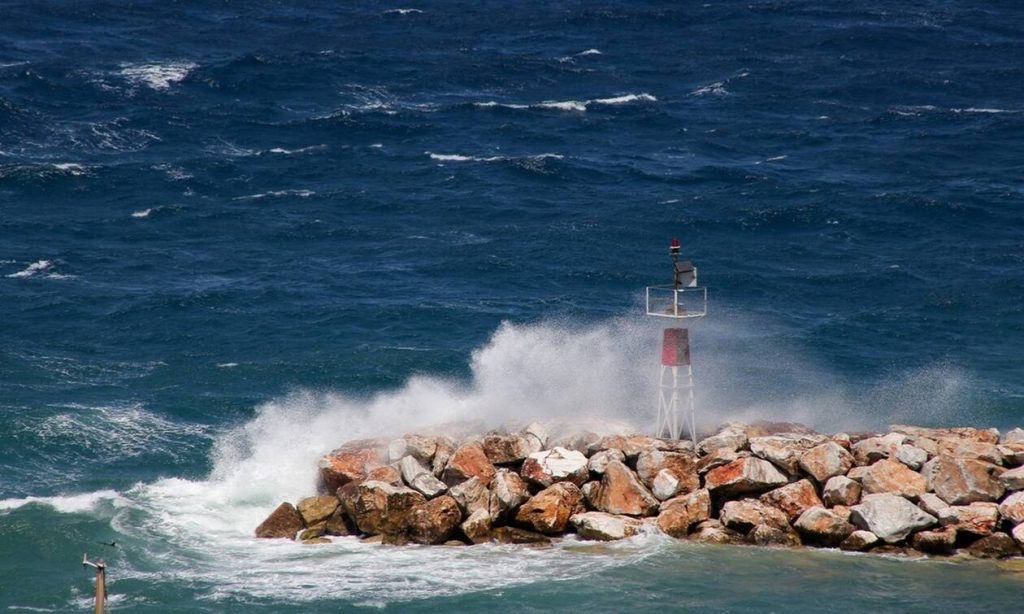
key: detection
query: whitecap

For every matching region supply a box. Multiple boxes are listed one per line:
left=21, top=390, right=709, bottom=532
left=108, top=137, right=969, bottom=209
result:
left=537, top=100, right=588, bottom=112
left=691, top=81, right=728, bottom=96
left=383, top=8, right=423, bottom=15
left=0, top=489, right=126, bottom=513
left=51, top=163, right=88, bottom=176
left=119, top=61, right=197, bottom=91
left=953, top=107, right=1017, bottom=114
left=7, top=260, right=52, bottom=278
left=576, top=48, right=602, bottom=56
left=217, top=363, right=239, bottom=368
left=427, top=152, right=563, bottom=163
left=590, top=93, right=657, bottom=105
left=131, top=208, right=152, bottom=218
left=234, top=189, right=316, bottom=200
left=262, top=144, right=327, bottom=155
left=765, top=155, right=787, bottom=162
left=475, top=93, right=655, bottom=113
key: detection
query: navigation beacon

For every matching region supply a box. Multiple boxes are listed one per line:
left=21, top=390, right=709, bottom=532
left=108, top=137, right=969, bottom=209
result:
left=645, top=238, right=707, bottom=443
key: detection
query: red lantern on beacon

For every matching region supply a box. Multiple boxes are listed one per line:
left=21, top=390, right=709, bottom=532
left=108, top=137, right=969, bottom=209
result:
left=644, top=238, right=707, bottom=442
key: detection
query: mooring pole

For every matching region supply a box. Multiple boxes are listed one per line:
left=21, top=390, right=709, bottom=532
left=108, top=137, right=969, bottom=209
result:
left=83, top=554, right=107, bottom=614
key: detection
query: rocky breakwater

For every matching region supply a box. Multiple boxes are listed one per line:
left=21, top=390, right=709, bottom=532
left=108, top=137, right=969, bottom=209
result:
left=255, top=421, right=1024, bottom=559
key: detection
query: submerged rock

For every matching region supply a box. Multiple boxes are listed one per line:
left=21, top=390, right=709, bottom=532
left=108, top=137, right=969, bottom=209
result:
left=966, top=533, right=1021, bottom=559
left=490, top=526, right=552, bottom=545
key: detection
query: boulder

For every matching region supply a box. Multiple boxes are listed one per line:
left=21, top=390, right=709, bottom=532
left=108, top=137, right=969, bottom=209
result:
left=651, top=469, right=682, bottom=501
left=891, top=425, right=1000, bottom=445
left=489, top=469, right=531, bottom=521
left=515, top=482, right=583, bottom=535
left=1000, top=444, right=1024, bottom=467
left=431, top=437, right=456, bottom=478
left=323, top=507, right=353, bottom=536
left=917, top=492, right=950, bottom=517
left=490, top=526, right=552, bottom=545
left=911, top=528, right=957, bottom=554
left=521, top=421, right=549, bottom=449
left=570, top=512, right=644, bottom=541
left=849, top=493, right=937, bottom=543
left=851, top=433, right=905, bottom=466
left=550, top=430, right=600, bottom=454
left=832, top=433, right=852, bottom=449
left=404, top=495, right=462, bottom=545
left=966, top=532, right=1021, bottom=559
left=461, top=508, right=492, bottom=544
left=937, top=502, right=999, bottom=536
left=839, top=530, right=878, bottom=551
left=823, top=476, right=862, bottom=507
left=404, top=434, right=439, bottom=466
left=589, top=434, right=691, bottom=459
left=254, top=502, right=304, bottom=539
left=691, top=523, right=745, bottom=545
left=705, top=457, right=788, bottom=497
left=581, top=481, right=600, bottom=509
left=750, top=524, right=801, bottom=547
left=831, top=505, right=852, bottom=522
left=296, top=495, right=341, bottom=528
left=301, top=537, right=332, bottom=545
left=482, top=433, right=542, bottom=465
left=1013, top=523, right=1024, bottom=547
left=696, top=448, right=747, bottom=474
left=922, top=455, right=1005, bottom=505
left=442, top=442, right=497, bottom=487
left=635, top=449, right=700, bottom=495
left=656, top=489, right=711, bottom=538
left=318, top=439, right=388, bottom=492
left=860, top=459, right=927, bottom=499
left=387, top=438, right=407, bottom=463
left=760, top=479, right=823, bottom=523
left=799, top=442, right=855, bottom=483
left=719, top=499, right=790, bottom=534
left=698, top=425, right=748, bottom=455
left=998, top=466, right=1024, bottom=491
left=590, top=461, right=660, bottom=517
left=366, top=464, right=403, bottom=486
left=997, top=491, right=1024, bottom=525
left=793, top=506, right=855, bottom=547
left=847, top=466, right=870, bottom=482
left=347, top=480, right=427, bottom=536
left=588, top=449, right=625, bottom=475
left=894, top=444, right=929, bottom=471
left=448, top=477, right=493, bottom=518
left=934, top=439, right=1004, bottom=465
left=1002, top=428, right=1024, bottom=445
left=399, top=455, right=448, bottom=498
left=749, top=434, right=828, bottom=475
left=521, top=447, right=589, bottom=487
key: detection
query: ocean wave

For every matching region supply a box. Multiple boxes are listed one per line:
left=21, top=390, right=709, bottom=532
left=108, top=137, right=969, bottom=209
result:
left=233, top=189, right=317, bottom=200
left=691, top=71, right=749, bottom=97
left=0, top=489, right=126, bottom=513
left=474, top=92, right=656, bottom=113
left=131, top=208, right=153, bottom=218
left=0, top=162, right=90, bottom=181
left=7, top=259, right=54, bottom=278
left=383, top=8, right=423, bottom=15
left=260, top=144, right=327, bottom=156
left=427, top=152, right=564, bottom=163
left=119, top=61, right=197, bottom=91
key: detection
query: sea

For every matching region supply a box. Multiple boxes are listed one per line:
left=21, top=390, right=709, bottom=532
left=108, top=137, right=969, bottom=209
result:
left=1, top=1, right=1023, bottom=611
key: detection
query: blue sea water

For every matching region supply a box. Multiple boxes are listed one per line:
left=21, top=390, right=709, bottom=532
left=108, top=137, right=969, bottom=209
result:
left=2, top=0, right=1023, bottom=610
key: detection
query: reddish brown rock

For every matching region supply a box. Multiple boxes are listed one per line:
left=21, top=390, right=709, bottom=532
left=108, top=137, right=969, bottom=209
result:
left=590, top=461, right=660, bottom=517
left=442, top=442, right=497, bottom=487
left=323, top=507, right=353, bottom=536
left=255, top=502, right=304, bottom=539
left=515, top=482, right=583, bottom=535
left=404, top=495, right=462, bottom=545
left=966, top=532, right=1021, bottom=559
left=799, top=442, right=855, bottom=484
left=860, top=459, right=927, bottom=499
left=890, top=425, right=1000, bottom=445
left=490, top=526, right=552, bottom=545
left=719, top=499, right=790, bottom=534
left=366, top=464, right=403, bottom=486
left=922, top=455, right=1005, bottom=505
left=696, top=448, right=747, bottom=474
left=705, top=457, right=788, bottom=497
left=448, top=476, right=492, bottom=518
left=635, top=449, right=700, bottom=495
left=589, top=434, right=689, bottom=459
left=431, top=437, right=457, bottom=478
left=823, top=476, right=862, bottom=507
left=760, top=479, right=824, bottom=523
left=690, top=523, right=745, bottom=545
left=793, top=506, right=855, bottom=547
left=851, top=433, right=905, bottom=466
left=911, top=528, right=957, bottom=554
left=937, top=502, right=1000, bottom=536
left=656, top=489, right=711, bottom=538
left=348, top=480, right=427, bottom=536
left=697, top=425, right=749, bottom=455
left=521, top=447, right=589, bottom=487
left=587, top=449, right=626, bottom=475
left=934, top=439, right=1004, bottom=465
left=318, top=440, right=388, bottom=492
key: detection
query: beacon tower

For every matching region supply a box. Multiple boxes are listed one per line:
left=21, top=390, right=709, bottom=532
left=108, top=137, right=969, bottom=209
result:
left=645, top=238, right=707, bottom=442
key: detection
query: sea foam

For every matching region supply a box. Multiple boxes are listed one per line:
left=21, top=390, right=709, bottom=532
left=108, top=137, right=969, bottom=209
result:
left=474, top=93, right=656, bottom=113
left=120, top=61, right=197, bottom=90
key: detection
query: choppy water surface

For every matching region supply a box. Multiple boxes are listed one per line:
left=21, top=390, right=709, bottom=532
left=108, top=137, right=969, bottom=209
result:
left=1, top=1, right=1023, bottom=610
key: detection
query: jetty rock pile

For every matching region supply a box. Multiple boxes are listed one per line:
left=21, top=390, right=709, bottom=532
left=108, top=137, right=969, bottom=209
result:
left=256, top=421, right=1024, bottom=558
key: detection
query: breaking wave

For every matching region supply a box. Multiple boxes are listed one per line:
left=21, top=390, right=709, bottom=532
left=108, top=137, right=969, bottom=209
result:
left=119, top=61, right=197, bottom=90
left=474, top=93, right=656, bottom=113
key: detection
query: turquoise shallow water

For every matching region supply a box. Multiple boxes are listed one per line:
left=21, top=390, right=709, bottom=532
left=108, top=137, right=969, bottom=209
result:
left=1, top=0, right=1023, bottom=610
